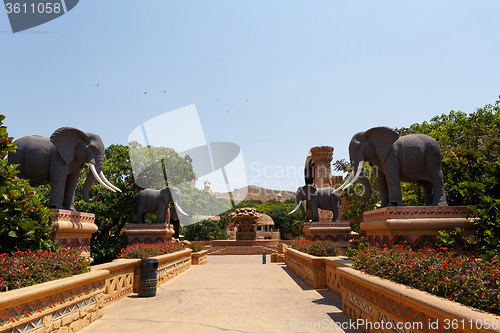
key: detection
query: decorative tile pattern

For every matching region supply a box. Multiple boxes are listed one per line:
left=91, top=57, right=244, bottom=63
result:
left=341, top=277, right=457, bottom=333
left=0, top=281, right=103, bottom=326
left=56, top=238, right=90, bottom=252
left=52, top=211, right=95, bottom=222
left=346, top=292, right=372, bottom=314
left=309, top=234, right=350, bottom=242
left=128, top=237, right=169, bottom=245
left=364, top=208, right=468, bottom=220
left=368, top=234, right=472, bottom=251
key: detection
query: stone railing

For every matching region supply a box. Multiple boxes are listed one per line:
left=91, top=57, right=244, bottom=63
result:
left=92, top=259, right=139, bottom=305
left=191, top=250, right=208, bottom=265
left=285, top=249, right=500, bottom=333
left=0, top=249, right=195, bottom=333
left=0, top=270, right=107, bottom=333
left=154, top=249, right=192, bottom=288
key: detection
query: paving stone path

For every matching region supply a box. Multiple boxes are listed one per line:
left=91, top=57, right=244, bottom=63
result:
left=80, top=255, right=362, bottom=333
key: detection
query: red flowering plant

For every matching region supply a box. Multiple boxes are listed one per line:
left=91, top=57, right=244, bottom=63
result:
left=350, top=244, right=500, bottom=315
left=117, top=242, right=186, bottom=259
left=291, top=239, right=342, bottom=257
left=0, top=248, right=91, bottom=292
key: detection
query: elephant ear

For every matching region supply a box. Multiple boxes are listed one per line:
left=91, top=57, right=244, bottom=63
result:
left=160, top=187, right=171, bottom=203
left=50, top=127, right=89, bottom=165
left=363, top=127, right=399, bottom=161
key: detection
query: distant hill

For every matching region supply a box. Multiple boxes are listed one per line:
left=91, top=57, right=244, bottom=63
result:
left=212, top=185, right=296, bottom=202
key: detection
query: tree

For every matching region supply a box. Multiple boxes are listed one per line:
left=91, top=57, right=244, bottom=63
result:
left=181, top=219, right=229, bottom=241
left=74, top=143, right=196, bottom=264
left=0, top=115, right=57, bottom=253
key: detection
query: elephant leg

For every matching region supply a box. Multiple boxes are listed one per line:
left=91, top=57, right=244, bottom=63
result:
left=421, top=181, right=433, bottom=206
left=331, top=207, right=340, bottom=222
left=170, top=209, right=180, bottom=238
left=62, top=168, right=81, bottom=211
left=136, top=210, right=146, bottom=224
left=311, top=198, right=319, bottom=222
left=383, top=165, right=403, bottom=206
left=432, top=177, right=447, bottom=206
left=376, top=172, right=390, bottom=207
left=157, top=202, right=167, bottom=224
left=49, top=174, right=67, bottom=210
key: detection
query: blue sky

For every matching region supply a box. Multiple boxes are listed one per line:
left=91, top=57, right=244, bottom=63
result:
left=1, top=1, right=500, bottom=193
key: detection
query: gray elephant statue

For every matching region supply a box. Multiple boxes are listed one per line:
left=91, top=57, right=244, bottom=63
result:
left=7, top=127, right=121, bottom=210
left=136, top=186, right=188, bottom=224
left=288, top=185, right=341, bottom=222
left=335, top=126, right=447, bottom=207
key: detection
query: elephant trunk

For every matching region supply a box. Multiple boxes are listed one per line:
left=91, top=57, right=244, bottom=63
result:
left=82, top=164, right=102, bottom=203
left=354, top=166, right=372, bottom=202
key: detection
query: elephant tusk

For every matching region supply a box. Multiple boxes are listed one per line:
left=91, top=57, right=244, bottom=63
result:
left=333, top=171, right=354, bottom=194
left=174, top=202, right=189, bottom=216
left=99, top=171, right=122, bottom=193
left=288, top=201, right=302, bottom=215
left=342, top=161, right=365, bottom=190
left=89, top=163, right=116, bottom=192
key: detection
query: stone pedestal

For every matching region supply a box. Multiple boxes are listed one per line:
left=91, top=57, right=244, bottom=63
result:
left=123, top=224, right=175, bottom=245
left=361, top=206, right=476, bottom=251
left=51, top=210, right=98, bottom=260
left=303, top=222, right=351, bottom=251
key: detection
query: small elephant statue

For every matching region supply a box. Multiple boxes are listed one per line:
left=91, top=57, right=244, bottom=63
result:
left=335, top=126, right=447, bottom=207
left=7, top=127, right=121, bottom=210
left=136, top=186, right=188, bottom=224
left=289, top=185, right=341, bottom=222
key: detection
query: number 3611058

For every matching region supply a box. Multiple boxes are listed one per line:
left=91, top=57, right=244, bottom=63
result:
left=5, top=3, right=62, bottom=14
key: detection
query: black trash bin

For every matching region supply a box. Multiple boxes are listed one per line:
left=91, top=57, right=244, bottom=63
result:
left=138, top=258, right=158, bottom=297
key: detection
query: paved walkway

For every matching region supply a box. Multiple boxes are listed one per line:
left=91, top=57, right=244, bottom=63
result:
left=80, top=255, right=362, bottom=333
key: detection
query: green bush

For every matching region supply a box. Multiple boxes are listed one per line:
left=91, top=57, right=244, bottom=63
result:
left=0, top=248, right=90, bottom=292
left=291, top=239, right=342, bottom=257
left=181, top=219, right=229, bottom=241
left=0, top=115, right=57, bottom=253
left=117, top=242, right=185, bottom=259
left=351, top=245, right=500, bottom=315
left=90, top=236, right=128, bottom=265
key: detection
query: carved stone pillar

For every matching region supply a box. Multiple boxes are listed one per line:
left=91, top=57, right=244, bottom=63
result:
left=301, top=146, right=352, bottom=252
left=311, top=146, right=333, bottom=222
left=310, top=146, right=333, bottom=188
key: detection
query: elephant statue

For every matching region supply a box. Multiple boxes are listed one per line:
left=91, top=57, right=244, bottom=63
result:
left=334, top=126, right=447, bottom=207
left=7, top=127, right=121, bottom=210
left=136, top=186, right=188, bottom=225
left=288, top=185, right=341, bottom=222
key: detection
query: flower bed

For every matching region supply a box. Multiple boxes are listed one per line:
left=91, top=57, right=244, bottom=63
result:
left=117, top=242, right=185, bottom=259
left=338, top=266, right=500, bottom=333
left=0, top=270, right=107, bottom=333
left=0, top=248, right=91, bottom=292
left=291, top=239, right=342, bottom=257
left=287, top=245, right=500, bottom=332
left=0, top=242, right=198, bottom=332
left=350, top=245, right=500, bottom=315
